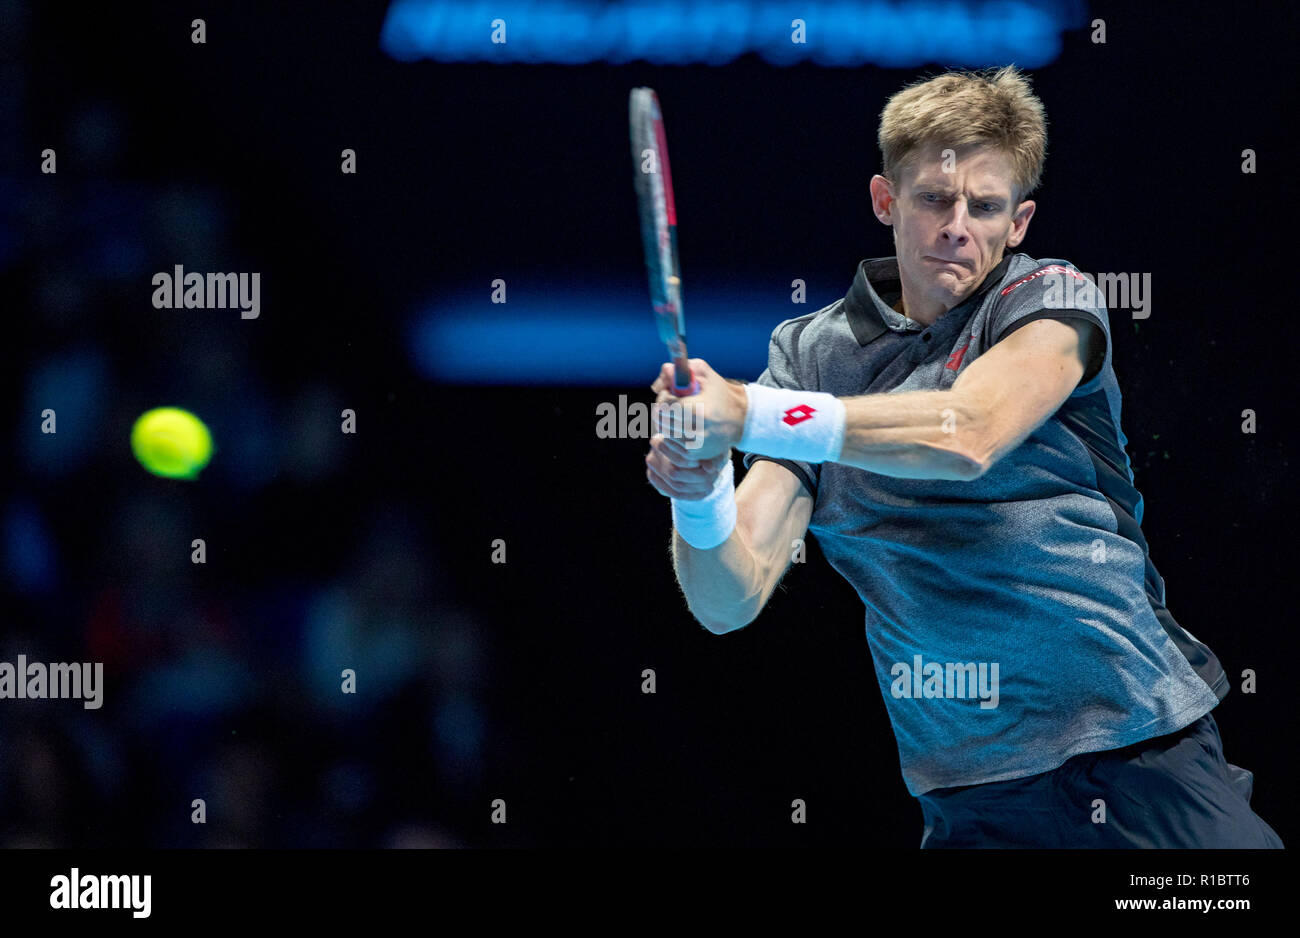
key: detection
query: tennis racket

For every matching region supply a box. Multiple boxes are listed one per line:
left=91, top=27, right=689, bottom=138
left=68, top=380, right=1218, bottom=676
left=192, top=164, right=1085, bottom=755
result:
left=629, top=87, right=698, bottom=396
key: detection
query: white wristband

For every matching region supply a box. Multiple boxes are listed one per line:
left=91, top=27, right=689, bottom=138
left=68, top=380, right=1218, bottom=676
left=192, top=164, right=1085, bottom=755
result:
left=738, top=383, right=846, bottom=464
left=671, top=458, right=737, bottom=550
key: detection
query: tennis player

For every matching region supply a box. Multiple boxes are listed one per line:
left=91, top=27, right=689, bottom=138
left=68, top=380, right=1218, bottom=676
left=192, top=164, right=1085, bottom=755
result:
left=645, top=67, right=1283, bottom=848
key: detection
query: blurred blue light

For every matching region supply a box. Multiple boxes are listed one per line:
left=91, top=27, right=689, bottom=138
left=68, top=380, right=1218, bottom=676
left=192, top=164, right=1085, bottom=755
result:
left=408, top=280, right=792, bottom=384
left=22, top=349, right=110, bottom=476
left=3, top=497, right=58, bottom=594
left=381, top=0, right=1079, bottom=67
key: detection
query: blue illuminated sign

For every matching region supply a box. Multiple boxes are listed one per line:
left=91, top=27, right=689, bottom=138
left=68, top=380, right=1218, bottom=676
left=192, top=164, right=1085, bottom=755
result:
left=408, top=281, right=782, bottom=384
left=381, top=0, right=1080, bottom=67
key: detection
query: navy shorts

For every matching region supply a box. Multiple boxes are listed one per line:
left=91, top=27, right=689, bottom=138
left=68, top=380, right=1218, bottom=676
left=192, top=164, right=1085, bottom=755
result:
left=918, top=712, right=1285, bottom=848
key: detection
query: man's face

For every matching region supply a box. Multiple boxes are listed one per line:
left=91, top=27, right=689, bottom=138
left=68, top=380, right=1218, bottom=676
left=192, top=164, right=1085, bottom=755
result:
left=870, top=145, right=1035, bottom=316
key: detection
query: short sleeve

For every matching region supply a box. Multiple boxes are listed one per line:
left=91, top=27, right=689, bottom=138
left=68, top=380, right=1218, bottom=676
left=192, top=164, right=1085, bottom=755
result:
left=740, top=321, right=820, bottom=498
left=986, top=262, right=1110, bottom=398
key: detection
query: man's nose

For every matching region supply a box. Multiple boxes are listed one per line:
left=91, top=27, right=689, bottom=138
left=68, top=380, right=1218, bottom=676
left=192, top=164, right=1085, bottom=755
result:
left=940, top=203, right=971, bottom=244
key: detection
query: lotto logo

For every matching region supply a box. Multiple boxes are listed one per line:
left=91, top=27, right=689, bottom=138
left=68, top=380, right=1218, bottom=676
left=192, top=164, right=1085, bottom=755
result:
left=783, top=405, right=816, bottom=426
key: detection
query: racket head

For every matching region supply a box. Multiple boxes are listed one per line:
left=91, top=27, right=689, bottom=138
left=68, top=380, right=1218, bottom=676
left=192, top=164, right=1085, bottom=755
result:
left=630, top=87, right=690, bottom=387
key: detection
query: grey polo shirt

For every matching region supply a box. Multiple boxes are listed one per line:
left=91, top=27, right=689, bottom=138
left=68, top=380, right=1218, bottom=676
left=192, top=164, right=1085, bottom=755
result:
left=741, top=254, right=1228, bottom=796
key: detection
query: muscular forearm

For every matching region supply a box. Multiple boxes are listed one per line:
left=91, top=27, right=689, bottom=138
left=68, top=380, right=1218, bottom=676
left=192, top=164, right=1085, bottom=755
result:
left=834, top=388, right=988, bottom=480
left=709, top=375, right=988, bottom=481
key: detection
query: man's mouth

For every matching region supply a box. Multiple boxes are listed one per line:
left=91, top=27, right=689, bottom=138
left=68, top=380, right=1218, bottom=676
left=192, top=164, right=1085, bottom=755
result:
left=923, top=256, right=971, bottom=270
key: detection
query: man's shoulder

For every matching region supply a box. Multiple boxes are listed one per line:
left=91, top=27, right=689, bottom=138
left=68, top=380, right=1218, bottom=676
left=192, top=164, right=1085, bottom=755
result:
left=992, top=253, right=1090, bottom=297
left=978, top=253, right=1112, bottom=360
left=767, top=296, right=851, bottom=351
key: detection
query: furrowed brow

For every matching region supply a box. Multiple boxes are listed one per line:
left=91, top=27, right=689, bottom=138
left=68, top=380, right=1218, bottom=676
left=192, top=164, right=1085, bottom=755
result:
left=913, top=181, right=958, bottom=195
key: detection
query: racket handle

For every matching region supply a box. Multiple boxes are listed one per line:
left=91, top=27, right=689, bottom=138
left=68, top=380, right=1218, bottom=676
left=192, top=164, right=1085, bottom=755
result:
left=672, top=359, right=697, bottom=395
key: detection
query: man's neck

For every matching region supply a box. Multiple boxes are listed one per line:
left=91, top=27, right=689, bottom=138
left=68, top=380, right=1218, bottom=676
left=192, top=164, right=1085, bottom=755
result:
left=892, top=292, right=944, bottom=328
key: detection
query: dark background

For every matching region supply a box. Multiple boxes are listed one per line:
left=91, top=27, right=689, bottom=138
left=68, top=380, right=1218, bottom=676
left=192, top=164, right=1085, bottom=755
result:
left=2, top=0, right=1296, bottom=847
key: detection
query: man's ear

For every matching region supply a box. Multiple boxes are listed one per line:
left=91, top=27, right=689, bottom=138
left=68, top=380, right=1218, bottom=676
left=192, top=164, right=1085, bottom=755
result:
left=869, top=174, right=897, bottom=227
left=1005, top=199, right=1036, bottom=248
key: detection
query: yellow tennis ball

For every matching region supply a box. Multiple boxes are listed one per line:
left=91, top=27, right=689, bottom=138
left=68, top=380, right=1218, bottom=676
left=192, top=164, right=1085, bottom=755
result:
left=130, top=407, right=214, bottom=480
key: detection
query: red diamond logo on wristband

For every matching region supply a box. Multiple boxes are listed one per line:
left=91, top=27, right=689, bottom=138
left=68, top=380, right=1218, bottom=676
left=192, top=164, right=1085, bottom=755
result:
left=783, top=404, right=816, bottom=426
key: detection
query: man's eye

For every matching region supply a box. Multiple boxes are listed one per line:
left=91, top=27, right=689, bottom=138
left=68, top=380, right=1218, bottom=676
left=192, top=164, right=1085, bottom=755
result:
left=976, top=202, right=998, bottom=213
left=922, top=193, right=941, bottom=203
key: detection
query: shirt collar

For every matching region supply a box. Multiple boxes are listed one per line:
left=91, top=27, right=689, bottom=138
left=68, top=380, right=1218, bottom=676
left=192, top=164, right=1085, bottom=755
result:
left=844, top=255, right=1013, bottom=347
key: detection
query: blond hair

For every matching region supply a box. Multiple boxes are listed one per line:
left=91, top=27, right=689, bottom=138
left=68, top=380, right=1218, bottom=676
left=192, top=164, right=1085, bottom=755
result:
left=878, top=66, right=1047, bottom=203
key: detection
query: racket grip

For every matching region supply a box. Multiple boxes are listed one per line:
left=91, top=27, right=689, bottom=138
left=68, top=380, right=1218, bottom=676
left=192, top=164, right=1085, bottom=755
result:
left=672, top=363, right=698, bottom=395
